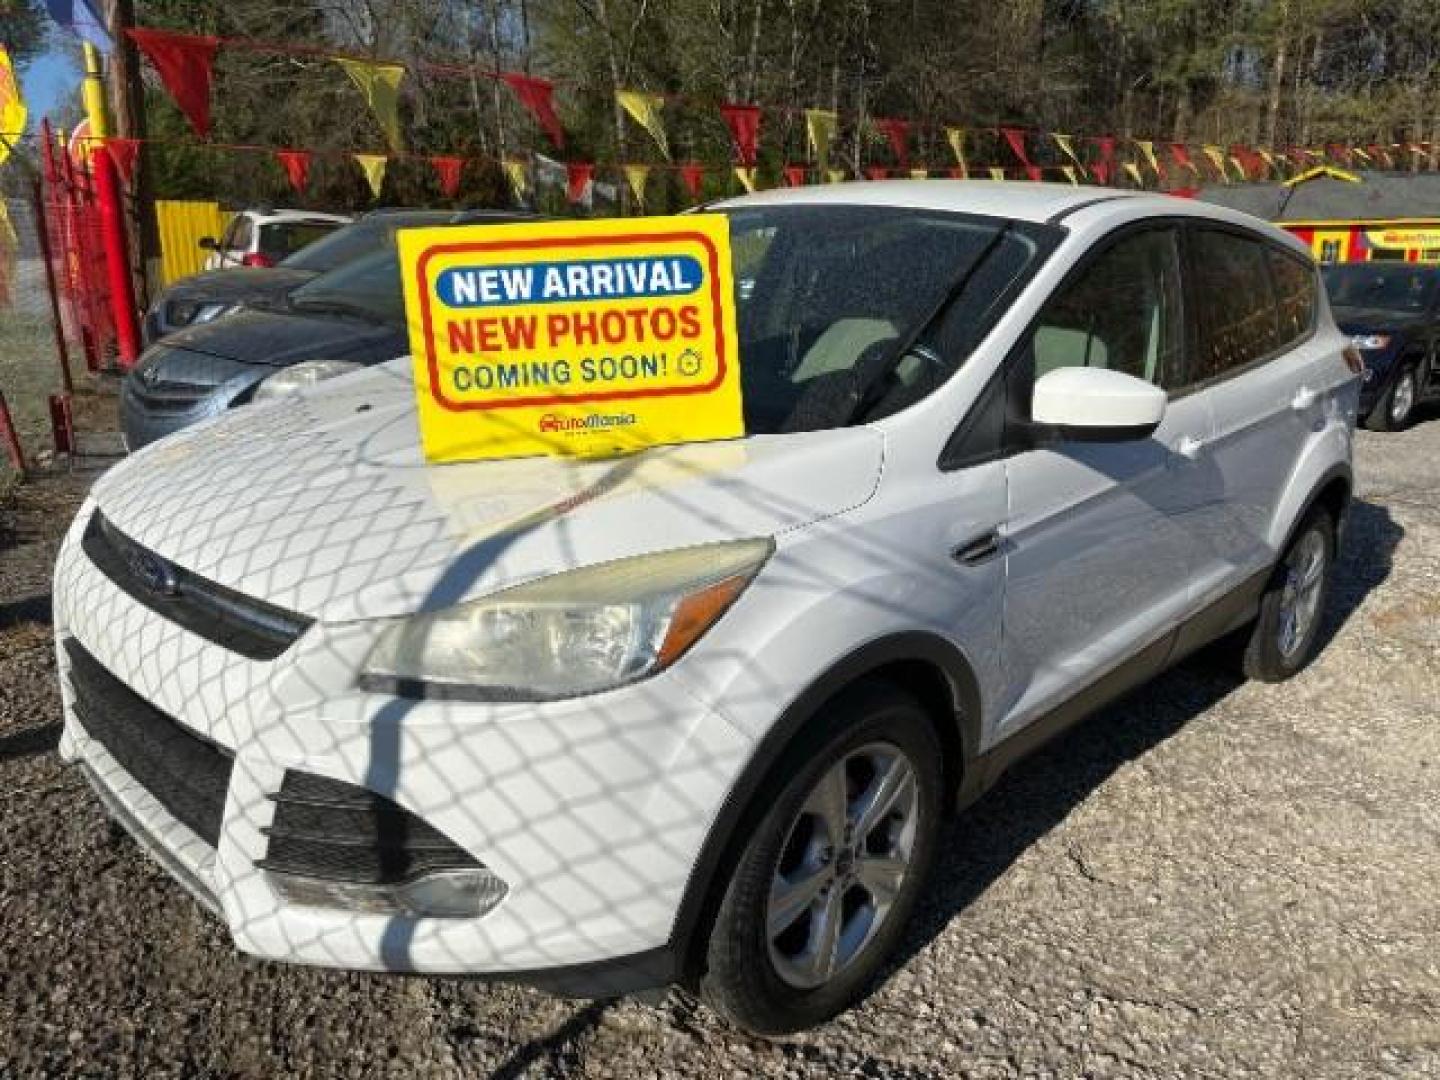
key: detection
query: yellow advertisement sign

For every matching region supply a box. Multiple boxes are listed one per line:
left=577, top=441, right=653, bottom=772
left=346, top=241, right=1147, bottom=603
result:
left=398, top=215, right=744, bottom=463
left=1367, top=228, right=1440, bottom=250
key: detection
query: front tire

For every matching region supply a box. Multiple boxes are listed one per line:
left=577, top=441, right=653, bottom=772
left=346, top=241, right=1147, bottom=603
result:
left=1240, top=509, right=1336, bottom=683
left=699, top=683, right=944, bottom=1036
left=1364, top=362, right=1418, bottom=432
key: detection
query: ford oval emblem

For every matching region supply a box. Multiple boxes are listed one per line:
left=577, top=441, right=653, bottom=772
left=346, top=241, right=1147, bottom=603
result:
left=129, top=549, right=180, bottom=597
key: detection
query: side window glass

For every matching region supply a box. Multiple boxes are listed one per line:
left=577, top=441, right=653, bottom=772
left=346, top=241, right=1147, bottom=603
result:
left=1190, top=229, right=1282, bottom=381
left=1267, top=249, right=1317, bottom=347
left=1024, top=228, right=1185, bottom=394
left=229, top=215, right=255, bottom=250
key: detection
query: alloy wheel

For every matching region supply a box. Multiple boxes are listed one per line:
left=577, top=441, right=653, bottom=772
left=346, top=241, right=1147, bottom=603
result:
left=1277, top=527, right=1327, bottom=659
left=766, top=742, right=920, bottom=990
left=1390, top=370, right=1416, bottom=427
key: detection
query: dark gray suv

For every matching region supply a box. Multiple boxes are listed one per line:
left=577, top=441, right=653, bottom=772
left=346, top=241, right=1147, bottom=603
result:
left=122, top=211, right=538, bottom=450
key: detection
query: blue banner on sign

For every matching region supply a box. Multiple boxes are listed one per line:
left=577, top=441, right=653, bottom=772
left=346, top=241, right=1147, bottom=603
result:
left=436, top=255, right=704, bottom=308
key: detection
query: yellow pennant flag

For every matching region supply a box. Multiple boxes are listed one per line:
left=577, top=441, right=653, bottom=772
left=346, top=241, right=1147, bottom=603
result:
left=909, top=168, right=928, bottom=180
left=1135, top=140, right=1159, bottom=175
left=1053, top=133, right=1083, bottom=170
left=1229, top=155, right=1248, bottom=181
left=1202, top=145, right=1227, bottom=178
left=1123, top=162, right=1144, bottom=187
left=353, top=153, right=388, bottom=198
left=503, top=159, right=530, bottom=201
left=623, top=163, right=651, bottom=207
left=1061, top=165, right=1079, bottom=185
left=825, top=167, right=846, bottom=184
left=732, top=166, right=757, bottom=193
left=1258, top=148, right=1277, bottom=174
left=336, top=59, right=406, bottom=153
left=805, top=109, right=838, bottom=171
left=1350, top=146, right=1372, bottom=164
left=0, top=46, right=26, bottom=167
left=617, top=91, right=669, bottom=159
left=988, top=167, right=1006, bottom=181
left=945, top=127, right=968, bottom=172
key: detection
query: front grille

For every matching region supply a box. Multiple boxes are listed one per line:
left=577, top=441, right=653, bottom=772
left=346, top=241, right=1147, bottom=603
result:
left=125, top=378, right=215, bottom=413
left=82, top=511, right=312, bottom=661
left=65, top=639, right=233, bottom=848
left=258, top=771, right=482, bottom=885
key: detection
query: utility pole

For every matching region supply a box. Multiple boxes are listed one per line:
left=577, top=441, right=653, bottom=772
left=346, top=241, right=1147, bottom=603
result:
left=105, top=0, right=160, bottom=306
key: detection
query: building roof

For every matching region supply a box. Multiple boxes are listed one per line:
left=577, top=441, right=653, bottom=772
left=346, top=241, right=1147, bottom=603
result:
left=1196, top=170, right=1440, bottom=223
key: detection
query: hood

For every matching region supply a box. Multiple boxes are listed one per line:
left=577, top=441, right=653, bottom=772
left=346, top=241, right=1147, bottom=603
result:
left=162, top=267, right=317, bottom=307
left=93, top=360, right=884, bottom=623
left=159, top=306, right=409, bottom=367
left=1331, top=305, right=1426, bottom=335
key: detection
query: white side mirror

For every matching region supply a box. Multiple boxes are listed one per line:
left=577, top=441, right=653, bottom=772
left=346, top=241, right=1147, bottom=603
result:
left=1031, top=366, right=1167, bottom=442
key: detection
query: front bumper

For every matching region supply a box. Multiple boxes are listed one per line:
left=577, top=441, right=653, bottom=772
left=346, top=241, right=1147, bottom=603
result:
left=52, top=506, right=754, bottom=980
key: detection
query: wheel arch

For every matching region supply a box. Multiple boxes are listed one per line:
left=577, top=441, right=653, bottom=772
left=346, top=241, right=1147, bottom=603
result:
left=667, top=631, right=982, bottom=987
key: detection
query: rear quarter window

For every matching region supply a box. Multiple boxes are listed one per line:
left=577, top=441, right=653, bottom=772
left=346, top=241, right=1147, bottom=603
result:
left=1267, top=248, right=1318, bottom=346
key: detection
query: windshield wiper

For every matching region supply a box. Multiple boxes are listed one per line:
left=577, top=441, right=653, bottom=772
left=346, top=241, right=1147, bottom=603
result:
left=847, top=222, right=1014, bottom=424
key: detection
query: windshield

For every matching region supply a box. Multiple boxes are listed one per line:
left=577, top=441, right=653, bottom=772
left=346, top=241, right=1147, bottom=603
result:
left=289, top=247, right=405, bottom=324
left=1322, top=264, right=1440, bottom=313
left=720, top=205, right=1049, bottom=433
left=280, top=211, right=454, bottom=273
left=258, top=220, right=345, bottom=263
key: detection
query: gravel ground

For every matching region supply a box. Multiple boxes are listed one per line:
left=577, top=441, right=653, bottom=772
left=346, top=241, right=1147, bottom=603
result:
left=1, top=419, right=1438, bottom=1079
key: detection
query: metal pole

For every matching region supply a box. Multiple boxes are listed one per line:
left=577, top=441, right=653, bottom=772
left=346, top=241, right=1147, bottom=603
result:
left=31, top=177, right=74, bottom=396
left=0, top=390, right=26, bottom=473
left=91, top=145, right=142, bottom=368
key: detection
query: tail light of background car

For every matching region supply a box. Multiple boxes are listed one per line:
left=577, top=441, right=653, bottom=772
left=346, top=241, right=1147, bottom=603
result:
left=242, top=253, right=275, bottom=268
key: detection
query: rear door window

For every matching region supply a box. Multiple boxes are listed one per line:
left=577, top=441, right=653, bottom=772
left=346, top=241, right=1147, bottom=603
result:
left=1189, top=228, right=1283, bottom=382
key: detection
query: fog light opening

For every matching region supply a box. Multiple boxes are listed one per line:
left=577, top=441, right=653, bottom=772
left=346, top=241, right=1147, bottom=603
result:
left=266, top=867, right=509, bottom=918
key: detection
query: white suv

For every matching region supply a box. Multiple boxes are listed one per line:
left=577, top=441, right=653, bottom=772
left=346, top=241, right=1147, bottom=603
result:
left=200, top=207, right=351, bottom=270
left=53, top=183, right=1358, bottom=1035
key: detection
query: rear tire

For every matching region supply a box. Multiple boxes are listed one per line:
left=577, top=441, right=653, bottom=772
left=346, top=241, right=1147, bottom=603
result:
left=1240, top=509, right=1335, bottom=683
left=1363, top=362, right=1418, bottom=432
left=699, top=683, right=944, bottom=1036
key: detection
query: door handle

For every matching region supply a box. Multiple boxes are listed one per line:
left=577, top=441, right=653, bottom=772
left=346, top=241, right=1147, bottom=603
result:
left=1292, top=385, right=1318, bottom=411
left=1175, top=434, right=1206, bottom=460
left=952, top=529, right=1002, bottom=566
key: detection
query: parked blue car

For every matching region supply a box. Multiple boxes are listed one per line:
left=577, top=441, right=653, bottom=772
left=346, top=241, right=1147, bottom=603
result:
left=1323, top=262, right=1440, bottom=431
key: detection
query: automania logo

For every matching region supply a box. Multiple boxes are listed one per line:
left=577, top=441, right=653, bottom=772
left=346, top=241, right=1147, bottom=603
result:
left=538, top=412, right=638, bottom=433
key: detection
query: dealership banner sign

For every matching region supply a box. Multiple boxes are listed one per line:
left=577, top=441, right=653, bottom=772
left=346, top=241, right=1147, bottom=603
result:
left=398, top=215, right=744, bottom=462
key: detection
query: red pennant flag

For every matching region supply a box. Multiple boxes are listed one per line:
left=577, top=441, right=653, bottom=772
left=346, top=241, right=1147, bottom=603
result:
left=1001, top=128, right=1030, bottom=165
left=127, top=29, right=219, bottom=138
left=719, top=103, right=762, bottom=167
left=948, top=166, right=967, bottom=179
left=105, top=137, right=141, bottom=183
left=784, top=164, right=807, bottom=187
left=1168, top=143, right=1193, bottom=173
left=865, top=166, right=889, bottom=181
left=1091, top=161, right=1112, bottom=186
left=679, top=162, right=705, bottom=199
left=565, top=162, right=594, bottom=203
left=1094, top=135, right=1116, bottom=166
left=428, top=156, right=463, bottom=197
left=1025, top=165, right=1043, bottom=183
left=274, top=150, right=311, bottom=193
left=874, top=118, right=910, bottom=167
left=501, top=73, right=565, bottom=148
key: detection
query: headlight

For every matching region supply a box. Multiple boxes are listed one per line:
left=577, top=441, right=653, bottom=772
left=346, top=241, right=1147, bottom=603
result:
left=252, top=359, right=364, bottom=401
left=1350, top=333, right=1392, bottom=351
left=361, top=538, right=774, bottom=701
left=168, top=300, right=233, bottom=326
